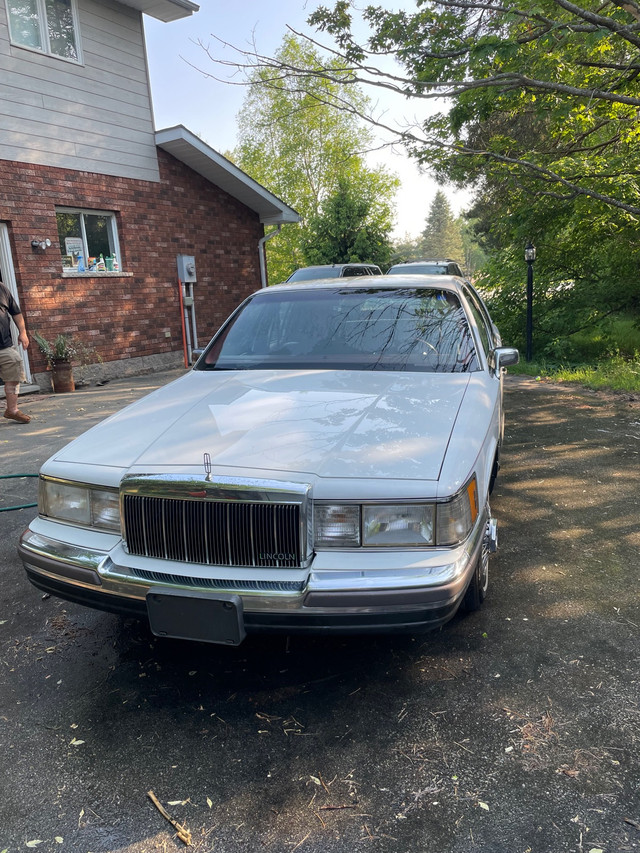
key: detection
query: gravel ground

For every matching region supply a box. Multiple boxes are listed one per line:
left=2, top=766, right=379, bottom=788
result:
left=0, top=371, right=638, bottom=853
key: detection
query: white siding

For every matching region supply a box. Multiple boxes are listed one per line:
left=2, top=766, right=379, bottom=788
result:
left=0, top=0, right=160, bottom=181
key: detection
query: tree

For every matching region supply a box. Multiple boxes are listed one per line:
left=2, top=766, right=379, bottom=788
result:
left=303, top=176, right=394, bottom=269
left=458, top=218, right=487, bottom=280
left=304, top=0, right=640, bottom=217
left=469, top=186, right=640, bottom=359
left=204, top=1, right=640, bottom=215
left=420, top=191, right=464, bottom=262
left=390, top=233, right=422, bottom=264
left=201, top=3, right=640, bottom=355
left=228, top=34, right=398, bottom=283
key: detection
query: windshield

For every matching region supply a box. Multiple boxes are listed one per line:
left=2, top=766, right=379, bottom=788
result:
left=199, top=287, right=479, bottom=373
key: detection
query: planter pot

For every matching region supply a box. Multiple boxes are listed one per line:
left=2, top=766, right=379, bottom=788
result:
left=51, top=361, right=75, bottom=393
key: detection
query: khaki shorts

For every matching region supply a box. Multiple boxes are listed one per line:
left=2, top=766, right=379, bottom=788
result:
left=0, top=346, right=26, bottom=383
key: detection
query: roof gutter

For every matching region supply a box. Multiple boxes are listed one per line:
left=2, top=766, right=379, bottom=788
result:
left=118, top=0, right=198, bottom=21
left=258, top=226, right=281, bottom=288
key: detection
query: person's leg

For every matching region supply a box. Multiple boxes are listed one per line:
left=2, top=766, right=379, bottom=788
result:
left=2, top=381, right=30, bottom=422
left=4, top=380, right=20, bottom=414
left=1, top=349, right=30, bottom=423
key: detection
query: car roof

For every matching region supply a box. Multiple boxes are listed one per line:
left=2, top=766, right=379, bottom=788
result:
left=407, top=258, right=459, bottom=263
left=285, top=263, right=382, bottom=282
left=301, top=263, right=378, bottom=269
left=389, top=260, right=460, bottom=268
left=289, top=263, right=380, bottom=273
left=266, top=273, right=466, bottom=294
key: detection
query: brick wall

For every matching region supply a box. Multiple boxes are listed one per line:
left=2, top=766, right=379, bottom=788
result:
left=0, top=150, right=264, bottom=377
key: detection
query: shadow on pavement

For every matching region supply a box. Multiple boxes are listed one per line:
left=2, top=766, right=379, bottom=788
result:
left=1, top=373, right=639, bottom=852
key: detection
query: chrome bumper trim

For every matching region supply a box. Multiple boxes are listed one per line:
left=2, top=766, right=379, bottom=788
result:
left=20, top=529, right=111, bottom=574
left=19, top=510, right=489, bottom=617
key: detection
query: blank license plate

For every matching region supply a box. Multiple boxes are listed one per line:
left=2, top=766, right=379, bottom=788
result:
left=146, top=588, right=246, bottom=646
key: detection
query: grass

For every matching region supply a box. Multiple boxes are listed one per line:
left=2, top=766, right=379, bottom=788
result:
left=510, top=354, right=640, bottom=394
left=568, top=315, right=640, bottom=362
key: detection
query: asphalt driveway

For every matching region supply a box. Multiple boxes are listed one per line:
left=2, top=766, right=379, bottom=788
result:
left=1, top=371, right=639, bottom=853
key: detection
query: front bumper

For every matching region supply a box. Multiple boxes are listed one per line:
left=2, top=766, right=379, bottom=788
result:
left=18, top=512, right=492, bottom=638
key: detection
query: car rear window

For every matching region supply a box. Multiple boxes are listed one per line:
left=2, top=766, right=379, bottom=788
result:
left=342, top=266, right=380, bottom=276
left=287, top=267, right=342, bottom=281
left=388, top=264, right=449, bottom=275
left=200, top=287, right=479, bottom=373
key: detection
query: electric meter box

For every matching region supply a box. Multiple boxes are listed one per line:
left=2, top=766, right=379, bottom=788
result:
left=177, top=254, right=197, bottom=283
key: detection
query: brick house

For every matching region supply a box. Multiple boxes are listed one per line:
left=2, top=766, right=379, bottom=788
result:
left=0, top=0, right=299, bottom=389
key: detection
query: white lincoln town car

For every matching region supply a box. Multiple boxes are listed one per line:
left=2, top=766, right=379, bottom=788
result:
left=18, top=275, right=519, bottom=645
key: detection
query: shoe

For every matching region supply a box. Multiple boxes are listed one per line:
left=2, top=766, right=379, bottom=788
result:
left=3, top=409, right=31, bottom=423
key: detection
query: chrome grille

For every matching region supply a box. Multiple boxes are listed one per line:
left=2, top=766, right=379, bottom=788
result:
left=123, top=494, right=302, bottom=568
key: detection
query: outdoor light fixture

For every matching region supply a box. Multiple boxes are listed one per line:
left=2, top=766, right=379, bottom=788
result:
left=31, top=238, right=52, bottom=250
left=524, top=241, right=536, bottom=362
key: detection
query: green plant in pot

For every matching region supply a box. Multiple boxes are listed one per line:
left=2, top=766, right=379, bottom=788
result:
left=33, top=331, right=100, bottom=393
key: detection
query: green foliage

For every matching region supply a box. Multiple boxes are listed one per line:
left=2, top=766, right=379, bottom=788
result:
left=302, top=1, right=640, bottom=353
left=459, top=218, right=487, bottom=278
left=206, top=3, right=640, bottom=355
left=419, top=191, right=464, bottom=262
left=477, top=221, right=640, bottom=361
left=509, top=353, right=640, bottom=394
left=303, top=176, right=394, bottom=269
left=232, top=34, right=398, bottom=283
left=391, top=197, right=484, bottom=271
left=390, top=233, right=422, bottom=265
left=33, top=330, right=99, bottom=368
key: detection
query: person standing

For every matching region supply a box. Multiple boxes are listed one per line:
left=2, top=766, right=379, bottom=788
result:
left=0, top=277, right=31, bottom=424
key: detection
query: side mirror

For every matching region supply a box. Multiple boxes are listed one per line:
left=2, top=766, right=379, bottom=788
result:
left=492, top=347, right=519, bottom=372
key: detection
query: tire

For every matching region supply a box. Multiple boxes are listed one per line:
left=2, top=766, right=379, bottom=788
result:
left=462, top=538, right=489, bottom=612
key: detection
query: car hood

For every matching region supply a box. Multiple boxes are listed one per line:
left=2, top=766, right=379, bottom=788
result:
left=51, top=369, right=473, bottom=481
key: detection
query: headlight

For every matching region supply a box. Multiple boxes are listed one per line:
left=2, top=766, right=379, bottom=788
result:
left=314, top=504, right=361, bottom=547
left=436, top=476, right=479, bottom=546
left=363, top=504, right=434, bottom=546
left=40, top=478, right=121, bottom=532
left=314, top=476, right=479, bottom=549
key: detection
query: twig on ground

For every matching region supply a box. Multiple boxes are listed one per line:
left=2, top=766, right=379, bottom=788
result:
left=318, top=773, right=332, bottom=795
left=319, top=804, right=358, bottom=811
left=291, top=832, right=310, bottom=851
left=313, top=810, right=326, bottom=828
left=147, top=790, right=192, bottom=845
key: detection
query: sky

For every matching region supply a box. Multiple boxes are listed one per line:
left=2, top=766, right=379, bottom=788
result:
left=143, top=2, right=472, bottom=240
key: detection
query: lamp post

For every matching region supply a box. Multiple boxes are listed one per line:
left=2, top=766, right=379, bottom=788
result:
left=524, top=241, right=536, bottom=362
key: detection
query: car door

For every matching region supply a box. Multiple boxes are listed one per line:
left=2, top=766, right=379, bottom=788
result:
left=463, top=286, right=505, bottom=455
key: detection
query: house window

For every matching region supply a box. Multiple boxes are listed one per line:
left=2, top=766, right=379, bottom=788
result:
left=7, top=0, right=80, bottom=62
left=56, top=208, right=121, bottom=272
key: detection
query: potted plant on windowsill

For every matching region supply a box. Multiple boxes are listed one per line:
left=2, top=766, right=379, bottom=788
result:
left=33, top=331, right=100, bottom=393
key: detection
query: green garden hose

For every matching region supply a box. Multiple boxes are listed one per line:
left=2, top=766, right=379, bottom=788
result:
left=0, top=473, right=38, bottom=511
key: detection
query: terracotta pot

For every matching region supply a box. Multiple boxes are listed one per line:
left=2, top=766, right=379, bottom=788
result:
left=51, top=361, right=75, bottom=393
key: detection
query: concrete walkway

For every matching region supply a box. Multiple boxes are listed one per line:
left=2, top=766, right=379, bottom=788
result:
left=0, top=366, right=188, bottom=482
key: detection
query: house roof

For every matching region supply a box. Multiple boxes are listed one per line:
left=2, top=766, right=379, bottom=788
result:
left=155, top=126, right=301, bottom=226
left=118, top=0, right=199, bottom=23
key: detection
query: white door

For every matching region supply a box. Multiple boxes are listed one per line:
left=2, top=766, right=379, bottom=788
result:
left=0, top=223, right=32, bottom=383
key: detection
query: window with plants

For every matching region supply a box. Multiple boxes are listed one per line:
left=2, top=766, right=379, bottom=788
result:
left=56, top=208, right=121, bottom=273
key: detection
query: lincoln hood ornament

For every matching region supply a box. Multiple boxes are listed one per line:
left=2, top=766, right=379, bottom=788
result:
left=203, top=451, right=212, bottom=481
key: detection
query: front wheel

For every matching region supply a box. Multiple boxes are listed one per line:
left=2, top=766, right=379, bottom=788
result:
left=462, top=539, right=489, bottom=612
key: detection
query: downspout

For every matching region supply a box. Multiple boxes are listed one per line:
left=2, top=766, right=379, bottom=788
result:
left=258, top=225, right=281, bottom=288
left=177, top=278, right=189, bottom=367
